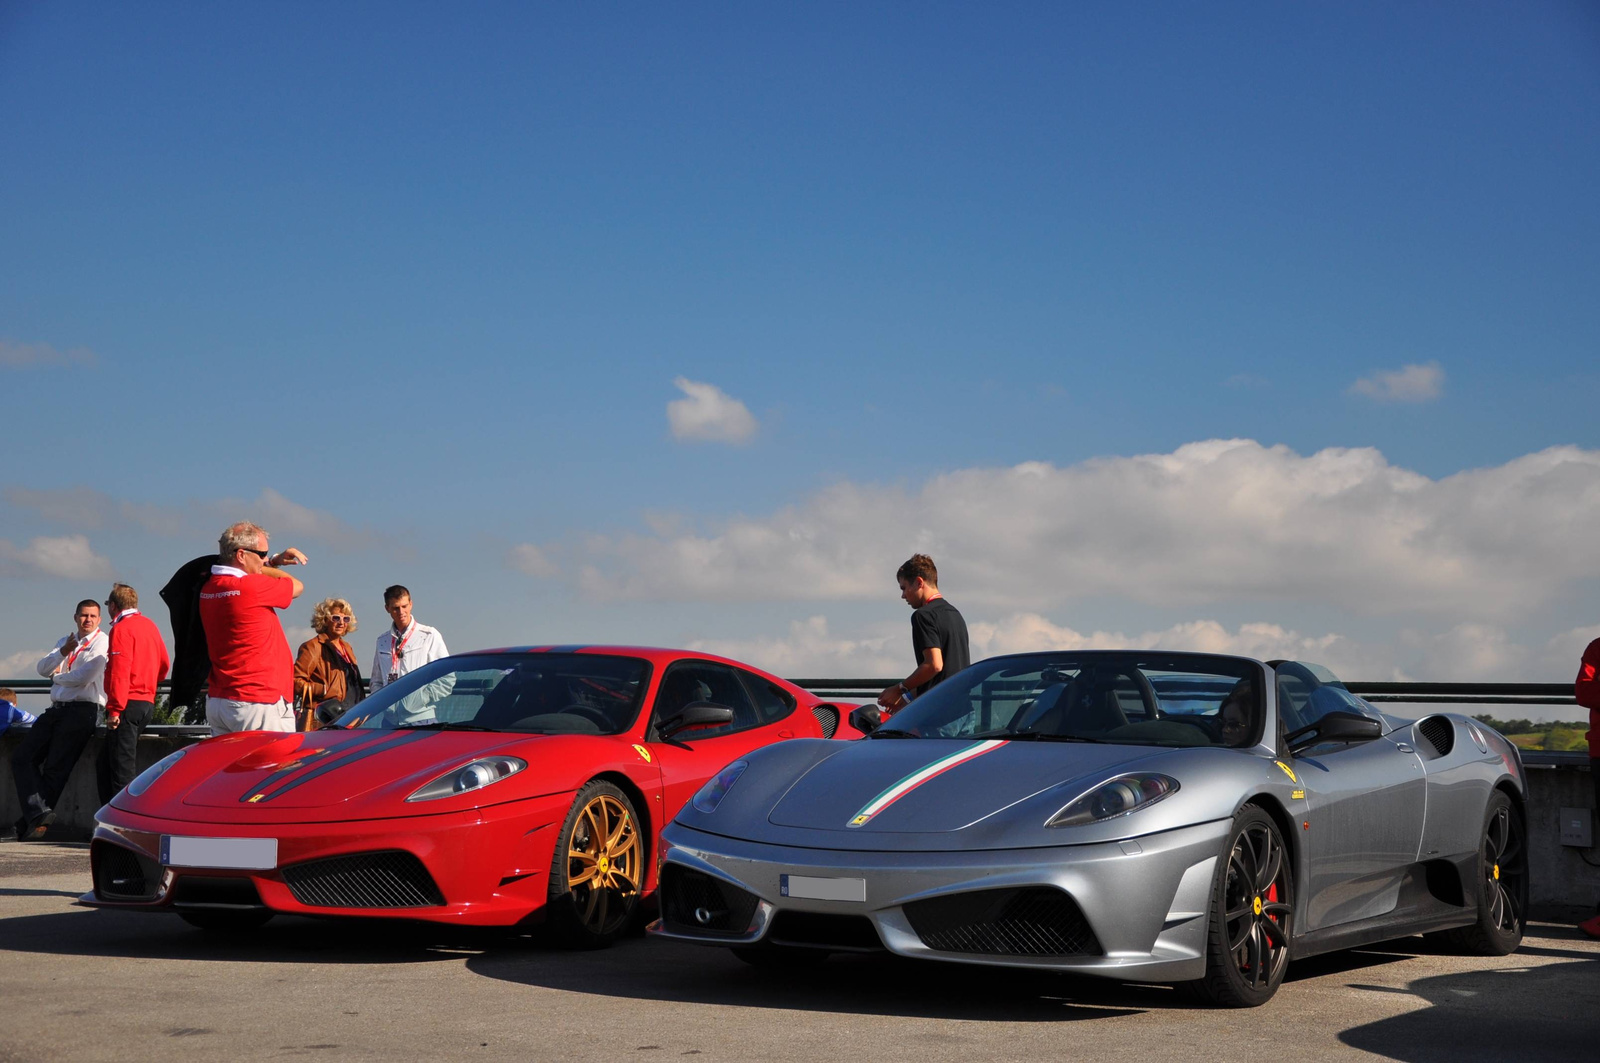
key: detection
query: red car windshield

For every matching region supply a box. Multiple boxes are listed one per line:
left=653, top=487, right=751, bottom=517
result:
left=336, top=653, right=651, bottom=734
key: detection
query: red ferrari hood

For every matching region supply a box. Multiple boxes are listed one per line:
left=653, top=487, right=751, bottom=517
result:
left=176, top=729, right=531, bottom=810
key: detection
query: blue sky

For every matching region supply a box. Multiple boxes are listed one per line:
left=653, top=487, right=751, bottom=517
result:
left=3, top=3, right=1599, bottom=700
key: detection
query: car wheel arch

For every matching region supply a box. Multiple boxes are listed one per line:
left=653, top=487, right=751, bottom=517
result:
left=1237, top=793, right=1301, bottom=906
left=590, top=770, right=654, bottom=875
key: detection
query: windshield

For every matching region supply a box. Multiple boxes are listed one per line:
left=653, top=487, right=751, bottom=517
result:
left=880, top=652, right=1264, bottom=748
left=334, top=653, right=651, bottom=734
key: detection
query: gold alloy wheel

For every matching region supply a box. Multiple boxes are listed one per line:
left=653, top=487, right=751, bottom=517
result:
left=565, top=792, right=642, bottom=935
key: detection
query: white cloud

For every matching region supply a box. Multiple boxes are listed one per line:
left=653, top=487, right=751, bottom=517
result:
left=667, top=377, right=758, bottom=444
left=0, top=649, right=51, bottom=677
left=560, top=440, right=1600, bottom=620
left=689, top=616, right=902, bottom=677
left=0, top=535, right=115, bottom=580
left=4, top=486, right=185, bottom=535
left=0, top=339, right=97, bottom=370
left=1349, top=361, right=1444, bottom=403
left=507, top=543, right=557, bottom=578
left=5, top=485, right=366, bottom=547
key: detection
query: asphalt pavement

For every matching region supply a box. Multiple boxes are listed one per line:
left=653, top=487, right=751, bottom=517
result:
left=2, top=842, right=1597, bottom=1062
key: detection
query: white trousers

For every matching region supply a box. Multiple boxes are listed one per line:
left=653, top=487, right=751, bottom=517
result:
left=206, top=696, right=295, bottom=736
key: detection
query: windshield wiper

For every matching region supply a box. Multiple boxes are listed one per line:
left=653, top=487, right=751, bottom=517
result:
left=865, top=728, right=919, bottom=739
left=394, top=721, right=500, bottom=732
left=970, top=730, right=1105, bottom=743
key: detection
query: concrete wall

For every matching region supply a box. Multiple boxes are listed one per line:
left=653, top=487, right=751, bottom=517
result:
left=4, top=726, right=1596, bottom=919
left=1, top=725, right=209, bottom=838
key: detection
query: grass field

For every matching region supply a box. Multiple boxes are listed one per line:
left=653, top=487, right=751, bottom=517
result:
left=1505, top=727, right=1588, bottom=752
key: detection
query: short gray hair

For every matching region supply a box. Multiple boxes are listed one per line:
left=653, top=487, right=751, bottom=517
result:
left=218, top=521, right=268, bottom=559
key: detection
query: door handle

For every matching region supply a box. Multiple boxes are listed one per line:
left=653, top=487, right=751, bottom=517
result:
left=777, top=729, right=794, bottom=738
left=1395, top=743, right=1414, bottom=753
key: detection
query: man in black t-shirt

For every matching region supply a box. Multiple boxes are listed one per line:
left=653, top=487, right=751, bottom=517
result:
left=877, top=553, right=970, bottom=713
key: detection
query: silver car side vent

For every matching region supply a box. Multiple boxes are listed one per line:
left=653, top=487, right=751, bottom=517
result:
left=1415, top=716, right=1455, bottom=759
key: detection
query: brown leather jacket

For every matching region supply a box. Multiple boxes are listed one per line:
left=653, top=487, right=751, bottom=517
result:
left=294, top=635, right=362, bottom=717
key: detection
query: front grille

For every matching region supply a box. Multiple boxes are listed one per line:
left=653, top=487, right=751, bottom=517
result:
left=93, top=842, right=161, bottom=900
left=767, top=910, right=882, bottom=951
left=810, top=704, right=840, bottom=739
left=1416, top=716, right=1455, bottom=758
left=660, top=865, right=761, bottom=936
left=904, top=887, right=1101, bottom=957
left=281, top=850, right=444, bottom=908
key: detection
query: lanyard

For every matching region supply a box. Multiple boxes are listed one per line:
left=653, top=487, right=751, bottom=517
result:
left=390, top=625, right=414, bottom=671
left=65, top=631, right=98, bottom=670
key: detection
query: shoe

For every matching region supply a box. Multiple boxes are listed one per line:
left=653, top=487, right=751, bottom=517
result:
left=1579, top=914, right=1600, bottom=941
left=10, top=818, right=25, bottom=842
left=22, top=809, right=54, bottom=840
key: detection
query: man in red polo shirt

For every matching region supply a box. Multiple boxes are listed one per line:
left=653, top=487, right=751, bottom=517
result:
left=1576, top=636, right=1600, bottom=940
left=96, top=582, right=171, bottom=803
left=199, top=521, right=307, bottom=735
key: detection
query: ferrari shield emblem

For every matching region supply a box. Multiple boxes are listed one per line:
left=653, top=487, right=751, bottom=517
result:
left=633, top=744, right=653, bottom=763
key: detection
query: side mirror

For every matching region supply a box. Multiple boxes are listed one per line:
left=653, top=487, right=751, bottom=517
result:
left=848, top=704, right=882, bottom=735
left=1286, top=710, right=1383, bottom=755
left=659, top=701, right=735, bottom=739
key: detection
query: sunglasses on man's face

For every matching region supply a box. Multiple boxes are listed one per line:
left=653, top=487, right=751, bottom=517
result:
left=241, top=548, right=270, bottom=559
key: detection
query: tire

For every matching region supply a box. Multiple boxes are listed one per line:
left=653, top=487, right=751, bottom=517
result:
left=732, top=943, right=830, bottom=969
left=546, top=780, right=645, bottom=949
left=178, top=909, right=275, bottom=932
left=1441, top=790, right=1525, bottom=956
left=1186, top=805, right=1294, bottom=1007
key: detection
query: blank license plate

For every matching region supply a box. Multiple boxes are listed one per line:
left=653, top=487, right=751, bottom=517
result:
left=780, top=874, right=866, bottom=902
left=160, top=835, right=277, bottom=870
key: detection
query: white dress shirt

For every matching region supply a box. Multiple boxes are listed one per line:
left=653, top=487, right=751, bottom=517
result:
left=370, top=621, right=450, bottom=692
left=36, top=630, right=110, bottom=706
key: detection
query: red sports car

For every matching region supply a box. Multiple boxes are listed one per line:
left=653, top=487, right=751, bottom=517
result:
left=83, top=646, right=859, bottom=945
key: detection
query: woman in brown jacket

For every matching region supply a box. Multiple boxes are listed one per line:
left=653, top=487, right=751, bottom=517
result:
left=294, top=597, right=363, bottom=729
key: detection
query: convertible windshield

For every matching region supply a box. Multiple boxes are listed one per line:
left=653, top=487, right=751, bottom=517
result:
left=881, top=652, right=1264, bottom=749
left=335, top=653, right=650, bottom=734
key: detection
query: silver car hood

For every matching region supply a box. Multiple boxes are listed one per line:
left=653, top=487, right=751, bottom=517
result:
left=767, top=739, right=1167, bottom=833
left=675, top=738, right=1281, bottom=852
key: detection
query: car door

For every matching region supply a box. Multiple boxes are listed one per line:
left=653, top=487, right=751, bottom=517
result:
left=645, top=659, right=802, bottom=823
left=1278, top=664, right=1426, bottom=932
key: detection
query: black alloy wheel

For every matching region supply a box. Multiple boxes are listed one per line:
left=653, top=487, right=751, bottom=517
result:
left=1188, top=805, right=1294, bottom=1007
left=1443, top=790, right=1525, bottom=956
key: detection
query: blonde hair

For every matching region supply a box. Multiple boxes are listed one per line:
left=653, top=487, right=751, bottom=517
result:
left=309, top=597, right=359, bottom=637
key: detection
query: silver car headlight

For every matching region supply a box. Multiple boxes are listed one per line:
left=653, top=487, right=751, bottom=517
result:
left=406, top=756, right=526, bottom=802
left=1046, top=773, right=1179, bottom=828
left=125, top=748, right=187, bottom=797
left=692, top=760, right=748, bottom=814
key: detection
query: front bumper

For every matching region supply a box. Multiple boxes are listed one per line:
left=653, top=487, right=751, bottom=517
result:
left=81, top=792, right=574, bottom=926
left=652, top=819, right=1230, bottom=982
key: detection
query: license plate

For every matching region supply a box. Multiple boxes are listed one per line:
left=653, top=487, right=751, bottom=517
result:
left=780, top=874, right=866, bottom=902
left=160, top=835, right=277, bottom=870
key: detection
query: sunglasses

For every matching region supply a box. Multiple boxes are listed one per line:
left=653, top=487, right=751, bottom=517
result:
left=329, top=615, right=352, bottom=623
left=241, top=548, right=270, bottom=560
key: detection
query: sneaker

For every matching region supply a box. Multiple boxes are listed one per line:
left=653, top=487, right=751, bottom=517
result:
left=22, top=809, right=54, bottom=840
left=1579, top=914, right=1600, bottom=941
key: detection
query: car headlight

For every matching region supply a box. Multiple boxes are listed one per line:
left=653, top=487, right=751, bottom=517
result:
left=125, top=748, right=187, bottom=798
left=692, top=760, right=748, bottom=814
left=1046, top=773, right=1179, bottom=828
left=406, top=757, right=526, bottom=802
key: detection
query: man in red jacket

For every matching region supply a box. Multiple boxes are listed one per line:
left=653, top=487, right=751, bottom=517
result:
left=1575, top=636, right=1600, bottom=940
left=96, top=583, right=171, bottom=804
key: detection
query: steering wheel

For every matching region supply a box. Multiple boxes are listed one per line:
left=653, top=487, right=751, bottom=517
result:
left=1105, top=666, right=1160, bottom=721
left=562, top=703, right=616, bottom=729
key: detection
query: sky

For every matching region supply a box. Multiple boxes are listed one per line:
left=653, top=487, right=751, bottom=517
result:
left=3, top=2, right=1599, bottom=708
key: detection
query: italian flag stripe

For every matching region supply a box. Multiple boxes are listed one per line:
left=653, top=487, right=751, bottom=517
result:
left=848, top=740, right=1009, bottom=827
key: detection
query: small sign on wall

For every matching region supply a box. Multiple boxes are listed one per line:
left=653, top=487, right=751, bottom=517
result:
left=1559, top=806, right=1593, bottom=848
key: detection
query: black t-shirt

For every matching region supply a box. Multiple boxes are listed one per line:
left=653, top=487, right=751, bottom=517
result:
left=910, top=597, right=970, bottom=696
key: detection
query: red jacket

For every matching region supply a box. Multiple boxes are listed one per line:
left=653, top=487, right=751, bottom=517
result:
left=1576, top=637, right=1600, bottom=758
left=105, top=610, right=171, bottom=721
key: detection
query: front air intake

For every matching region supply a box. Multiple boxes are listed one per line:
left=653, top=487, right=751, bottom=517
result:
left=92, top=841, right=161, bottom=901
left=904, top=886, right=1102, bottom=957
left=766, top=910, right=882, bottom=950
left=281, top=850, right=444, bottom=908
left=660, top=864, right=761, bottom=936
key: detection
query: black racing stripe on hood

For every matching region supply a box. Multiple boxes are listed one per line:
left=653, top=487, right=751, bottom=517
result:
left=235, top=731, right=395, bottom=804
left=240, top=731, right=430, bottom=804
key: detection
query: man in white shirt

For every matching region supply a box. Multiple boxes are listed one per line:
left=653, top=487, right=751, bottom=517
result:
left=12, top=599, right=109, bottom=840
left=369, top=585, right=451, bottom=724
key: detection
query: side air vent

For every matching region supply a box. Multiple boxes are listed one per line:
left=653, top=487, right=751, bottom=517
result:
left=1416, top=716, right=1455, bottom=758
left=92, top=841, right=161, bottom=901
left=660, top=865, right=761, bottom=937
left=810, top=704, right=840, bottom=739
left=281, top=850, right=444, bottom=908
left=904, top=886, right=1102, bottom=957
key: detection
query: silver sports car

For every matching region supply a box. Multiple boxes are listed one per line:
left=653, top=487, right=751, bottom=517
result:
left=651, top=651, right=1528, bottom=1007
